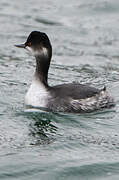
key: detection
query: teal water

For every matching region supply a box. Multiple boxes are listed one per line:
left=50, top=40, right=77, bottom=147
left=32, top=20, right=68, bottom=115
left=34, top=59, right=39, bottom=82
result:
left=0, top=0, right=119, bottom=179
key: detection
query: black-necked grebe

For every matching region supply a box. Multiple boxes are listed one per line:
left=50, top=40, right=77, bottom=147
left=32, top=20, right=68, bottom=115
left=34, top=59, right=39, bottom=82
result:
left=15, top=31, right=115, bottom=113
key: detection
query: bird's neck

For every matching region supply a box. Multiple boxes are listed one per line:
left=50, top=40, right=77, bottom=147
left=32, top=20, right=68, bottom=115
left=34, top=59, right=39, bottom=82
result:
left=34, top=54, right=51, bottom=87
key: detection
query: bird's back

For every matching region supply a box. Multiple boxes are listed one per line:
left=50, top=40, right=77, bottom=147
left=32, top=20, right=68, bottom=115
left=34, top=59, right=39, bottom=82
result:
left=47, top=83, right=114, bottom=113
left=50, top=83, right=100, bottom=99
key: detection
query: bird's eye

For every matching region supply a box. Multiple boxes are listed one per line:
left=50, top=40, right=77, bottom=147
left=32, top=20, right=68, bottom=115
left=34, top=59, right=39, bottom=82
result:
left=28, top=42, right=32, bottom=47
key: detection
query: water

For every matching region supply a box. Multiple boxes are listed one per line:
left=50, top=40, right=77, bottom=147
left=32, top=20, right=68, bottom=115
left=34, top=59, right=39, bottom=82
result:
left=0, top=0, right=119, bottom=179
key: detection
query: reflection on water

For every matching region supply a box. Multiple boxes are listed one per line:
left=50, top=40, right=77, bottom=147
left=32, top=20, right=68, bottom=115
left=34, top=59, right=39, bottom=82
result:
left=26, top=112, right=58, bottom=145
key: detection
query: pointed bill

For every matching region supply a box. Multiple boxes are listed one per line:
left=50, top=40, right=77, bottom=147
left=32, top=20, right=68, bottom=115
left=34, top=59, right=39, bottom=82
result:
left=14, top=43, right=25, bottom=48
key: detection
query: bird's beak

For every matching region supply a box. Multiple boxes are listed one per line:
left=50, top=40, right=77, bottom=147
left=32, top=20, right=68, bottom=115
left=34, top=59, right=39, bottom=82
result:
left=14, top=43, right=26, bottom=48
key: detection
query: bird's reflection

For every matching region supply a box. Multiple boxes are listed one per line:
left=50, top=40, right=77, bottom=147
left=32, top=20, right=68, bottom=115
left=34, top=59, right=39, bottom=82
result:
left=24, top=111, right=58, bottom=145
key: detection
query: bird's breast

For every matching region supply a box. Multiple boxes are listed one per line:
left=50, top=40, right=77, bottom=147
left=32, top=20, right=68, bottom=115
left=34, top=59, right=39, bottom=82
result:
left=25, top=79, right=49, bottom=108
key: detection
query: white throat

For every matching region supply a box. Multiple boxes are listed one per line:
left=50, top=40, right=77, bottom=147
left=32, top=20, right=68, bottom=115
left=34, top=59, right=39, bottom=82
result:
left=25, top=77, right=49, bottom=108
left=25, top=46, right=48, bottom=57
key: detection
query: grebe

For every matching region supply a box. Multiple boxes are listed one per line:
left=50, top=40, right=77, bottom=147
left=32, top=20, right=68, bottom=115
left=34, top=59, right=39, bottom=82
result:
left=15, top=31, right=114, bottom=113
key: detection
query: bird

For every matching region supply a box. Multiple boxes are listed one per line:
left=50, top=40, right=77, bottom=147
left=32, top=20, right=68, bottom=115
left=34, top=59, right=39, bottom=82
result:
left=15, top=31, right=115, bottom=113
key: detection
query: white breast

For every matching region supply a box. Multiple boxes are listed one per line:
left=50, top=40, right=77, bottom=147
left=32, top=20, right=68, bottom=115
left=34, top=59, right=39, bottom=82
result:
left=25, top=79, right=50, bottom=108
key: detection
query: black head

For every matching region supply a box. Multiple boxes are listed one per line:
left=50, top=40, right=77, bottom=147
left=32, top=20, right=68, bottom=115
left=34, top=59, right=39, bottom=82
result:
left=25, top=31, right=51, bottom=48
left=15, top=31, right=52, bottom=58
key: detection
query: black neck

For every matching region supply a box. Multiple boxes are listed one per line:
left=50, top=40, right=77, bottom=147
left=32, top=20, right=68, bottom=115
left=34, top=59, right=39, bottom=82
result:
left=35, top=53, right=51, bottom=87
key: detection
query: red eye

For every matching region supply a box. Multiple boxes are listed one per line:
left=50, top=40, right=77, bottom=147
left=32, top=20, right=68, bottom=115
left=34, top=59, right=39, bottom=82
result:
left=28, top=42, right=32, bottom=46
